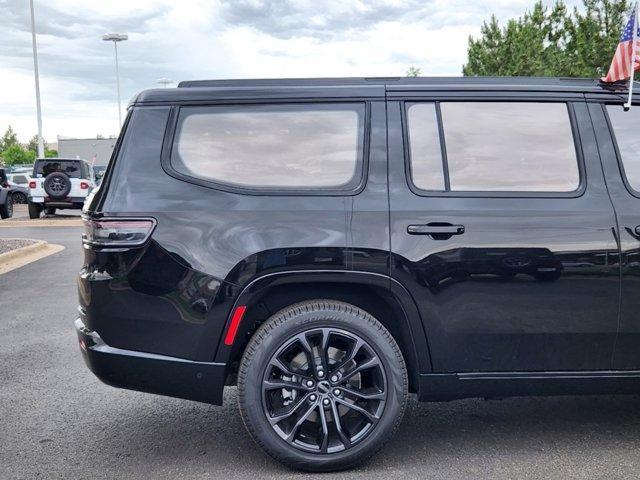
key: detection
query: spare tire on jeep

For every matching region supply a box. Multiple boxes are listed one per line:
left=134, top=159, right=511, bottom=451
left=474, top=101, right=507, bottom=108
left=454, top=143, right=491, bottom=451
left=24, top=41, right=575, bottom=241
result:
left=44, top=172, right=71, bottom=198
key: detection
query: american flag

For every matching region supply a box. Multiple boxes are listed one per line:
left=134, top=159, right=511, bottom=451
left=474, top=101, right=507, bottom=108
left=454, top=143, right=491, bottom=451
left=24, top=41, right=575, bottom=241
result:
left=602, top=8, right=640, bottom=83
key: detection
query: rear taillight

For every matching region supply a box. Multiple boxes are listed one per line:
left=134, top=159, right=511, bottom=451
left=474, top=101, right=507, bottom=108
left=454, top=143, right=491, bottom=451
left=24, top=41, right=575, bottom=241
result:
left=80, top=182, right=89, bottom=189
left=82, top=217, right=156, bottom=247
left=29, top=181, right=36, bottom=189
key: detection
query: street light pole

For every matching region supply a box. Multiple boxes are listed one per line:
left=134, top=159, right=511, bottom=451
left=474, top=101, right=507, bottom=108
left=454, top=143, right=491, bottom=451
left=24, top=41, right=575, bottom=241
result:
left=29, top=0, right=44, bottom=158
left=102, top=33, right=128, bottom=129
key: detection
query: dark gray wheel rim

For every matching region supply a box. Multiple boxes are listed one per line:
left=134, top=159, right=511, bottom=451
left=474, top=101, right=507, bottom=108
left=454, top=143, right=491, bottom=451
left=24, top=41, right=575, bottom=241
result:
left=13, top=193, right=26, bottom=204
left=261, top=327, right=387, bottom=454
left=49, top=177, right=66, bottom=194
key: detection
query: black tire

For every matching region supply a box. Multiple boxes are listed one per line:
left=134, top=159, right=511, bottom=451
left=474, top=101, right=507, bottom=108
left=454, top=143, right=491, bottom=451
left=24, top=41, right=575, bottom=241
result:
left=12, top=192, right=27, bottom=204
left=44, top=172, right=71, bottom=198
left=45, top=206, right=56, bottom=216
left=238, top=300, right=408, bottom=472
left=28, top=202, right=42, bottom=219
left=0, top=194, right=13, bottom=219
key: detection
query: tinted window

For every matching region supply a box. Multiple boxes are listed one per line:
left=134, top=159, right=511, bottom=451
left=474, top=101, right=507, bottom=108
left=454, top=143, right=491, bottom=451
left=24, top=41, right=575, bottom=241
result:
left=407, top=103, right=445, bottom=190
left=11, top=175, right=28, bottom=184
left=171, top=104, right=365, bottom=189
left=607, top=105, right=640, bottom=191
left=407, top=102, right=580, bottom=193
left=34, top=160, right=83, bottom=179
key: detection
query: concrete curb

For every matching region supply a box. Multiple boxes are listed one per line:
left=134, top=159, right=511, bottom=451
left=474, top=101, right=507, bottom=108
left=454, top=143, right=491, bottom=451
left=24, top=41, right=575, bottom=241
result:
left=0, top=240, right=47, bottom=262
left=0, top=239, right=65, bottom=275
left=0, top=219, right=83, bottom=228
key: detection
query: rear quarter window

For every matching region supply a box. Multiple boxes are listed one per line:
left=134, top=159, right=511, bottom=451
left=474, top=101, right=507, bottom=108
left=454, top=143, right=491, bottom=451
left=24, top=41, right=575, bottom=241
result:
left=170, top=103, right=366, bottom=191
left=11, top=175, right=28, bottom=184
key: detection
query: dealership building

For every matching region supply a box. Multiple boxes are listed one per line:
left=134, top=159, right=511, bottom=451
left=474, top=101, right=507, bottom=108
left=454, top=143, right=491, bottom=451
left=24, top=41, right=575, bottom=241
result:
left=57, top=137, right=116, bottom=166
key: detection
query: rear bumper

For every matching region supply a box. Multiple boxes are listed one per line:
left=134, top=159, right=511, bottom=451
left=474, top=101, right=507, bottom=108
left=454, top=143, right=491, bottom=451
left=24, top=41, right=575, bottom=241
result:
left=75, top=318, right=226, bottom=405
left=30, top=196, right=86, bottom=207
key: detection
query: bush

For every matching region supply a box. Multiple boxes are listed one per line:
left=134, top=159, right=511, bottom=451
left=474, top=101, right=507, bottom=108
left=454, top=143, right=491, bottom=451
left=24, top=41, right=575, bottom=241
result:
left=2, top=145, right=36, bottom=166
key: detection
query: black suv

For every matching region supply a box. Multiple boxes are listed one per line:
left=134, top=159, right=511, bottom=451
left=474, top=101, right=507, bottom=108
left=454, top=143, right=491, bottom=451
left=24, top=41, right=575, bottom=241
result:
left=77, top=77, right=640, bottom=471
left=0, top=168, right=14, bottom=219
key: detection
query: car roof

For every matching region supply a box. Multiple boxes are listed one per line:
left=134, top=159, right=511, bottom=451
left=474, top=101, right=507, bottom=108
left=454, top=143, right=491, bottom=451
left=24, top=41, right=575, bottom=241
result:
left=36, top=157, right=88, bottom=163
left=131, top=76, right=638, bottom=105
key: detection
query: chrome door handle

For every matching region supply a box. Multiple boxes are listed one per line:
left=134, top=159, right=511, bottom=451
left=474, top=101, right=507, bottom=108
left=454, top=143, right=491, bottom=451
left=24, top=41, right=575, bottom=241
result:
left=407, top=224, right=465, bottom=235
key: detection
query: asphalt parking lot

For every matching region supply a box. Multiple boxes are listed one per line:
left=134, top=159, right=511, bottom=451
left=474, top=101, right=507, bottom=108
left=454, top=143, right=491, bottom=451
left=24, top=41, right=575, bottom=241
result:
left=2, top=220, right=640, bottom=479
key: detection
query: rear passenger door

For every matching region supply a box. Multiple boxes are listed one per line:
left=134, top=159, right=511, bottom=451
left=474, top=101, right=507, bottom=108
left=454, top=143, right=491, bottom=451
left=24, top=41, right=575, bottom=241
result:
left=589, top=99, right=640, bottom=370
left=388, top=93, right=620, bottom=373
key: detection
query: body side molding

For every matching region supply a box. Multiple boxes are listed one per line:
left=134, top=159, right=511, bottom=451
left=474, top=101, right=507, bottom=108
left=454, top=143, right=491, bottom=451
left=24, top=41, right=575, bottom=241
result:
left=420, top=370, right=640, bottom=401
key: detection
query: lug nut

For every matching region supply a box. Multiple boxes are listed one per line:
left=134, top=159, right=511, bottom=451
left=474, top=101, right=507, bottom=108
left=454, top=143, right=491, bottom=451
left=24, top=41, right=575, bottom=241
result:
left=333, top=389, right=341, bottom=396
left=306, top=380, right=314, bottom=388
left=323, top=398, right=330, bottom=406
left=317, top=369, right=325, bottom=377
left=309, top=394, right=317, bottom=402
left=330, top=375, right=339, bottom=382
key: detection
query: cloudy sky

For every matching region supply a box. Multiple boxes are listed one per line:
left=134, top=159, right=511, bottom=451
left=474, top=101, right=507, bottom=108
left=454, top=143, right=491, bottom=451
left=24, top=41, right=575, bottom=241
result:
left=1, top=0, right=583, bottom=142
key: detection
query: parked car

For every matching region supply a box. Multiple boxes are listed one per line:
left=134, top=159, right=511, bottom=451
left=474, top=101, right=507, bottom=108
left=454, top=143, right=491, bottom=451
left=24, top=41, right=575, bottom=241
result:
left=0, top=168, right=14, bottom=219
left=7, top=173, right=29, bottom=204
left=28, top=158, right=95, bottom=218
left=9, top=165, right=33, bottom=174
left=76, top=77, right=640, bottom=471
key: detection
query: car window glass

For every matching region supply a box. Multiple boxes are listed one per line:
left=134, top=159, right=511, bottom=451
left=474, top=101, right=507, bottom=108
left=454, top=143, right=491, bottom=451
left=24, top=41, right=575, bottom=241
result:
left=407, top=103, right=445, bottom=190
left=407, top=102, right=580, bottom=193
left=171, top=103, right=365, bottom=189
left=35, top=161, right=83, bottom=179
left=607, top=105, right=640, bottom=191
left=441, top=102, right=579, bottom=192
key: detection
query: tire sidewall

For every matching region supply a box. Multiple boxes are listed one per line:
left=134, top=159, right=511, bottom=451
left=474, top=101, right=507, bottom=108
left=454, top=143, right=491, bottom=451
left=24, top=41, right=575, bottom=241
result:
left=1, top=194, right=12, bottom=219
left=239, top=303, right=407, bottom=471
left=28, top=202, right=42, bottom=219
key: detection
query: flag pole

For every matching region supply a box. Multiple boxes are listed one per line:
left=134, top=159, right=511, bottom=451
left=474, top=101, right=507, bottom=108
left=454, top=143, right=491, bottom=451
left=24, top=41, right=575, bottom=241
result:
left=624, top=2, right=639, bottom=110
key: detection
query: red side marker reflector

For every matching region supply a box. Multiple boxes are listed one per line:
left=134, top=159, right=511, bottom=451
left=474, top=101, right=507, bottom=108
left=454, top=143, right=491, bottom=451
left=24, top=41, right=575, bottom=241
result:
left=224, top=305, right=247, bottom=346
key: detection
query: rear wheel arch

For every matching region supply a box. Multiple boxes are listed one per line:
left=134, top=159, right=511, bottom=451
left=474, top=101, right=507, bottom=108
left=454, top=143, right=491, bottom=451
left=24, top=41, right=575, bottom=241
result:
left=214, top=271, right=432, bottom=393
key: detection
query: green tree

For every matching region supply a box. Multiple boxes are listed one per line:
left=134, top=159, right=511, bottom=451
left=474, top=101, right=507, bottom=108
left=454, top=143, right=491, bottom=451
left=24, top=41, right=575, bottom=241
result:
left=463, top=0, right=630, bottom=77
left=406, top=66, right=422, bottom=77
left=26, top=134, right=47, bottom=154
left=45, top=149, right=58, bottom=158
left=0, top=126, right=18, bottom=152
left=2, top=144, right=36, bottom=166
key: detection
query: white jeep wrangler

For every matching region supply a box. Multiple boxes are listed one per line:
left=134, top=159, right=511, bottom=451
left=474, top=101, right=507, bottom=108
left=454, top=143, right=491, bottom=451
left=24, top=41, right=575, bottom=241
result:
left=28, top=158, right=95, bottom=219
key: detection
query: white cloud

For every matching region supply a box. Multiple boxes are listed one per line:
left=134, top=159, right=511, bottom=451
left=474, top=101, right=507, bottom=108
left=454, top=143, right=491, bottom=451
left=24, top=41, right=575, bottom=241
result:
left=0, top=0, right=586, bottom=141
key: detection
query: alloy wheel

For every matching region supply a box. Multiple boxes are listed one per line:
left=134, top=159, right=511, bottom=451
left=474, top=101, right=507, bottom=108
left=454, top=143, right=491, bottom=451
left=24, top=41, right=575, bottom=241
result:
left=12, top=192, right=27, bottom=204
left=49, top=178, right=66, bottom=194
left=261, top=327, right=387, bottom=454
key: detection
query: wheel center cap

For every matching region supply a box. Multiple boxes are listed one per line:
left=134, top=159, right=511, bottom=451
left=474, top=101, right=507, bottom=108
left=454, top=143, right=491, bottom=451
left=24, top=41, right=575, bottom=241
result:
left=317, top=381, right=330, bottom=394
